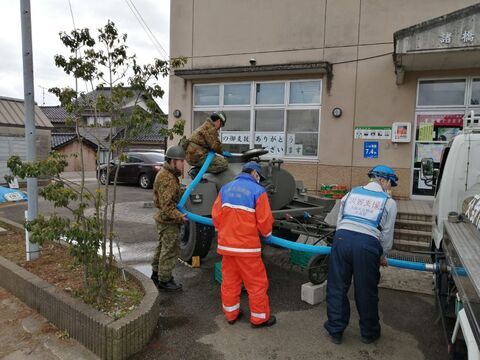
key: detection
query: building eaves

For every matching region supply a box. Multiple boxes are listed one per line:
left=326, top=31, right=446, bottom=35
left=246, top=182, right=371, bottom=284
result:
left=51, top=132, right=99, bottom=150
left=51, top=133, right=76, bottom=149
left=174, top=62, right=332, bottom=80
left=394, top=3, right=480, bottom=40
left=0, top=97, right=53, bottom=128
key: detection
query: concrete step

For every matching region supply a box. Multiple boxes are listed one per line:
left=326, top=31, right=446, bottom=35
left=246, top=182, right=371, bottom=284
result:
left=394, top=228, right=432, bottom=242
left=395, top=219, right=432, bottom=232
left=393, top=239, right=431, bottom=252
left=396, top=211, right=432, bottom=222
left=387, top=249, right=433, bottom=264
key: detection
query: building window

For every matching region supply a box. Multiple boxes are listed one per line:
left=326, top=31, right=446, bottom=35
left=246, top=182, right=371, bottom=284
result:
left=286, top=109, right=319, bottom=157
left=193, top=85, right=219, bottom=106
left=256, top=83, right=285, bottom=105
left=224, top=84, right=250, bottom=105
left=289, top=80, right=321, bottom=104
left=86, top=116, right=111, bottom=126
left=471, top=79, right=480, bottom=105
left=417, top=79, right=466, bottom=106
left=192, top=80, right=321, bottom=159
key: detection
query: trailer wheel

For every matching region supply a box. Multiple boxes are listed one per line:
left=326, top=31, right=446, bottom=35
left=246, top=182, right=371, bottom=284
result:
left=307, top=254, right=329, bottom=285
left=272, top=228, right=300, bottom=241
left=179, top=220, right=214, bottom=261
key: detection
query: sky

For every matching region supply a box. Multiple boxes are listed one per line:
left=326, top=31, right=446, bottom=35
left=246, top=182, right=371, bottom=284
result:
left=0, top=0, right=171, bottom=111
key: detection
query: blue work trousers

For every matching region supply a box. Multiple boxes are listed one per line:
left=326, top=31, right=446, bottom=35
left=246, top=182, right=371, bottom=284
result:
left=325, top=229, right=383, bottom=338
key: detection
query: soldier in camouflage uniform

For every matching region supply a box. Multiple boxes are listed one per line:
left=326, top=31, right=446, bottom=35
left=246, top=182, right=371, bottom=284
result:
left=185, top=111, right=229, bottom=174
left=151, top=145, right=186, bottom=292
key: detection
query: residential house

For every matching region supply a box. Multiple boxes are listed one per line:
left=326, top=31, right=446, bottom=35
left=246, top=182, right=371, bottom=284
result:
left=0, top=97, right=53, bottom=182
left=42, top=88, right=166, bottom=171
left=41, top=105, right=107, bottom=172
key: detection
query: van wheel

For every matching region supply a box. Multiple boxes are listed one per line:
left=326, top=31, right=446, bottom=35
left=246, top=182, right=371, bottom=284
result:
left=179, top=220, right=214, bottom=261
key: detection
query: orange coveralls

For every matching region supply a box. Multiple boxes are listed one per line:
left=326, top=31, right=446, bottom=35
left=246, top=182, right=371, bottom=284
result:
left=212, top=173, right=274, bottom=325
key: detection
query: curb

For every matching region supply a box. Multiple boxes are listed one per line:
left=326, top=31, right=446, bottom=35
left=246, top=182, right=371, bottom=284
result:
left=0, top=217, right=160, bottom=360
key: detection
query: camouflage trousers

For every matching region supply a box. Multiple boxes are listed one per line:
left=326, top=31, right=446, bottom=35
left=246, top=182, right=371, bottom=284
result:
left=205, top=155, right=228, bottom=174
left=152, top=223, right=180, bottom=282
left=186, top=149, right=228, bottom=174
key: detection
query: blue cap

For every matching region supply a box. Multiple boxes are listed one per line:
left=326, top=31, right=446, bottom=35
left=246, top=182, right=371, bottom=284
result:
left=368, top=165, right=398, bottom=187
left=242, top=161, right=266, bottom=181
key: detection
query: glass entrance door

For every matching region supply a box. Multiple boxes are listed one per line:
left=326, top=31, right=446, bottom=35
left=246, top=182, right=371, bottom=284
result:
left=412, top=77, right=480, bottom=198
left=412, top=113, right=463, bottom=196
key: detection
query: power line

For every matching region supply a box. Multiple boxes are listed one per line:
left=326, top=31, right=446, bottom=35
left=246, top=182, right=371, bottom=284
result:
left=128, top=0, right=169, bottom=59
left=67, top=0, right=77, bottom=30
left=124, top=0, right=169, bottom=61
left=129, top=0, right=169, bottom=60
left=179, top=45, right=393, bottom=65
left=124, top=0, right=165, bottom=59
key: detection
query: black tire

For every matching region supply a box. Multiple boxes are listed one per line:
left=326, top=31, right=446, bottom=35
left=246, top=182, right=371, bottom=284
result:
left=99, top=171, right=107, bottom=185
left=179, top=220, right=214, bottom=261
left=307, top=254, right=329, bottom=285
left=138, top=173, right=152, bottom=189
left=272, top=228, right=300, bottom=242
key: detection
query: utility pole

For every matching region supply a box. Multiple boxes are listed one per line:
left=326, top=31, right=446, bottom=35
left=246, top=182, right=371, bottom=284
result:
left=20, top=0, right=39, bottom=260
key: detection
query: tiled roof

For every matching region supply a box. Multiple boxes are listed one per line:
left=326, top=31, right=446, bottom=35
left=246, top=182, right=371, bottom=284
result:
left=80, top=127, right=110, bottom=149
left=39, top=106, right=68, bottom=123
left=0, top=97, right=53, bottom=128
left=51, top=132, right=101, bottom=150
left=51, top=133, right=76, bottom=149
left=112, top=122, right=167, bottom=143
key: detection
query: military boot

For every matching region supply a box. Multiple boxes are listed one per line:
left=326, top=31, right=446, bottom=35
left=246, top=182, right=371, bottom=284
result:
left=158, top=277, right=183, bottom=292
left=151, top=271, right=159, bottom=287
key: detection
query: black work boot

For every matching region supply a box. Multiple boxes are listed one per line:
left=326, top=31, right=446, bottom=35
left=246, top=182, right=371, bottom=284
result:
left=158, top=277, right=183, bottom=292
left=251, top=315, right=277, bottom=328
left=150, top=271, right=159, bottom=287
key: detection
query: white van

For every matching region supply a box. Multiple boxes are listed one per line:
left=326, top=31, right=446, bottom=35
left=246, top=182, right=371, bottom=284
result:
left=420, top=111, right=480, bottom=359
left=424, top=112, right=480, bottom=250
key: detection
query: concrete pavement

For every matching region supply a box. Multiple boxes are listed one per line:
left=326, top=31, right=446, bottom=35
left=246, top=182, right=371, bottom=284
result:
left=0, top=286, right=97, bottom=360
left=132, top=250, right=446, bottom=360
left=0, top=185, right=448, bottom=359
left=61, top=171, right=98, bottom=182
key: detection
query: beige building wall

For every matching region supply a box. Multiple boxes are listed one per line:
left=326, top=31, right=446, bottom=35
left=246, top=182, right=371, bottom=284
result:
left=169, top=0, right=480, bottom=199
left=59, top=141, right=97, bottom=172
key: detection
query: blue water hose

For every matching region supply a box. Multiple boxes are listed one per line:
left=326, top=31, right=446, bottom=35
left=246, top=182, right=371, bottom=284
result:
left=177, top=151, right=437, bottom=272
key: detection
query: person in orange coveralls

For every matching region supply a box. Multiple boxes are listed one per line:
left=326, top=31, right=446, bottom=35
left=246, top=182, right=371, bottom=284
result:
left=212, top=161, right=276, bottom=328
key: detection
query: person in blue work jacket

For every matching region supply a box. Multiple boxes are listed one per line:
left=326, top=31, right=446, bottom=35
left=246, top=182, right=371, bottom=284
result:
left=324, top=165, right=398, bottom=345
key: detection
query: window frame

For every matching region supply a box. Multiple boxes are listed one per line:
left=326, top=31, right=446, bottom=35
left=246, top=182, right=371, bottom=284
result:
left=288, top=79, right=322, bottom=106
left=223, top=82, right=252, bottom=106
left=192, top=79, right=322, bottom=161
left=193, top=84, right=221, bottom=107
left=470, top=78, right=480, bottom=107
left=415, top=77, right=468, bottom=108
